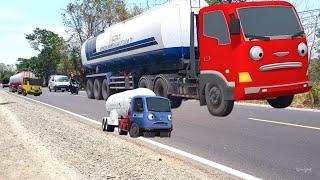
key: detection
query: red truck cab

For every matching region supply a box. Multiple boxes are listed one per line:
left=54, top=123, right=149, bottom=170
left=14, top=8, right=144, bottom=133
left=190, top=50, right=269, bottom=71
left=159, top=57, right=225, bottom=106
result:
left=198, top=1, right=311, bottom=116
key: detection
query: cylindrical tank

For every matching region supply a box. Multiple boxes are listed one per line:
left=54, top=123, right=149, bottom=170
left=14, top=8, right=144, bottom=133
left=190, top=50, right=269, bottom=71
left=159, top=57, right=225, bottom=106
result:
left=81, top=0, right=208, bottom=74
left=9, top=71, right=36, bottom=84
left=105, top=88, right=156, bottom=118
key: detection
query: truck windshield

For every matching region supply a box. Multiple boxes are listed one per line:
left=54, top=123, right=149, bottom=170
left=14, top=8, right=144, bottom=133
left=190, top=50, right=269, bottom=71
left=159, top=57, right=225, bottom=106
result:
left=56, top=76, right=69, bottom=82
left=238, top=6, right=302, bottom=39
left=146, top=97, right=170, bottom=112
left=30, top=78, right=42, bottom=86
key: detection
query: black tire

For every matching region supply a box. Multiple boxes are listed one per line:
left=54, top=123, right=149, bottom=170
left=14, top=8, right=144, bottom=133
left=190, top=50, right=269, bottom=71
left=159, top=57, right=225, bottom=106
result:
left=129, top=123, right=140, bottom=138
left=102, top=79, right=110, bottom=100
left=205, top=83, right=234, bottom=117
left=54, top=86, right=57, bottom=92
left=49, top=87, right=51, bottom=92
left=93, top=79, right=103, bottom=100
left=22, top=90, right=27, bottom=96
left=76, top=90, right=78, bottom=95
left=138, top=77, right=153, bottom=89
left=267, top=95, right=294, bottom=108
left=154, top=78, right=182, bottom=109
left=154, top=78, right=168, bottom=97
left=102, top=118, right=107, bottom=131
left=86, top=79, right=94, bottom=99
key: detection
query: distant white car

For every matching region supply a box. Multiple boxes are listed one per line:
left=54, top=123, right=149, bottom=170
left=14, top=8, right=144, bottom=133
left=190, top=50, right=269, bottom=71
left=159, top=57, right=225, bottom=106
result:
left=48, top=75, right=70, bottom=92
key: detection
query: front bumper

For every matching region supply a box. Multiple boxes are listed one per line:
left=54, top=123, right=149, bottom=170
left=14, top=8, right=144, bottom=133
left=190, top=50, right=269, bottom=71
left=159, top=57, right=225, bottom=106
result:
left=242, top=81, right=312, bottom=100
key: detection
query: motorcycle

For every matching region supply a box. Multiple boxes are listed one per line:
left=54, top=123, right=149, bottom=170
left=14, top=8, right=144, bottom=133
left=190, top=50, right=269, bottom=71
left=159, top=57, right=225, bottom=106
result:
left=69, top=79, right=79, bottom=95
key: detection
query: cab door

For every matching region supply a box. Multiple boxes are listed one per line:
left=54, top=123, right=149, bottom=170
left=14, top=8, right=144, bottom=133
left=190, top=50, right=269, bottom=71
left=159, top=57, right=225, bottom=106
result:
left=131, top=98, right=145, bottom=127
left=199, top=10, right=233, bottom=80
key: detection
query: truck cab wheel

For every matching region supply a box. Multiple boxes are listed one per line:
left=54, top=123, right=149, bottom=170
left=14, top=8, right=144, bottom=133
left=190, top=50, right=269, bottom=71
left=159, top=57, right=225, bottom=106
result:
left=93, top=79, right=103, bottom=100
left=205, top=83, right=234, bottom=117
left=129, top=123, right=140, bottom=138
left=267, top=95, right=294, bottom=108
left=86, top=79, right=94, bottom=99
left=54, top=86, right=57, bottom=92
left=102, top=79, right=110, bottom=100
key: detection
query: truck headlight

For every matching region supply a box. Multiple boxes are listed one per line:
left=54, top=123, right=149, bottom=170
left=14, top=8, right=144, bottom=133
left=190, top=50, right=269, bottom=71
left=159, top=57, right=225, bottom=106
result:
left=250, top=46, right=264, bottom=61
left=168, top=114, right=172, bottom=121
left=148, top=114, right=155, bottom=120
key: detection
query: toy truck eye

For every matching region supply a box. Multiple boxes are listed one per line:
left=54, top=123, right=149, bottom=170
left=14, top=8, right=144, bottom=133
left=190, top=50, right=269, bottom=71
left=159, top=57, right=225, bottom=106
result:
left=250, top=46, right=264, bottom=61
left=148, top=114, right=155, bottom=120
left=298, top=42, right=307, bottom=57
left=168, top=114, right=172, bottom=121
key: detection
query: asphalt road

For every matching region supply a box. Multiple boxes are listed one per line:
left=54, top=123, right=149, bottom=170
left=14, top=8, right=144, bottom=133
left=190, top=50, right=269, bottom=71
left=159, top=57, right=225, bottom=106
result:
left=4, top=88, right=320, bottom=179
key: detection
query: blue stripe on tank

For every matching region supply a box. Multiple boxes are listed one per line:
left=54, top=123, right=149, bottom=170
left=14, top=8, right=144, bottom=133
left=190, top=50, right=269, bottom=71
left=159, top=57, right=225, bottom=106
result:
left=86, top=37, right=158, bottom=61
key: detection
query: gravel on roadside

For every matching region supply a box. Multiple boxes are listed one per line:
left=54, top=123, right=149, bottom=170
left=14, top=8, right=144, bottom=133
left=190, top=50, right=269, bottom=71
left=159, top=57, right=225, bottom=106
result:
left=0, top=90, right=233, bottom=180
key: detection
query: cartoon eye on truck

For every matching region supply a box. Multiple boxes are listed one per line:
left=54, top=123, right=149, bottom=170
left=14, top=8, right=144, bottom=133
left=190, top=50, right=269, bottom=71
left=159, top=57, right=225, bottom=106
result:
left=102, top=88, right=173, bottom=138
left=82, top=0, right=311, bottom=117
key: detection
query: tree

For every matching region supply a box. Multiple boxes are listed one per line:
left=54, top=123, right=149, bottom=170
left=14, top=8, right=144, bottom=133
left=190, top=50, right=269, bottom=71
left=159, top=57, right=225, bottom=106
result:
left=25, top=28, right=68, bottom=85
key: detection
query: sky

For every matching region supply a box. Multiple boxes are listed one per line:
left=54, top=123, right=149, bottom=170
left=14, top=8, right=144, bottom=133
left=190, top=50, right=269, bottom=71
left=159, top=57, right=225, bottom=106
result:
left=0, top=0, right=319, bottom=65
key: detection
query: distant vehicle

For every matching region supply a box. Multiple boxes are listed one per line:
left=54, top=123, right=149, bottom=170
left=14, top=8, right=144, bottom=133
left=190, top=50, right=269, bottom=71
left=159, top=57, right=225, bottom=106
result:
left=102, top=88, right=173, bottom=138
left=48, top=75, right=70, bottom=92
left=9, top=71, right=42, bottom=96
left=82, top=0, right=311, bottom=117
left=1, top=84, right=9, bottom=88
left=69, top=78, right=79, bottom=94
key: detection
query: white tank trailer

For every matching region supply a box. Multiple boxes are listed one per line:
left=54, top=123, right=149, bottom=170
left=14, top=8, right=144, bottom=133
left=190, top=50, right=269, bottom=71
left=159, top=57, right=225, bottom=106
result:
left=81, top=0, right=208, bottom=73
left=105, top=88, right=156, bottom=125
left=9, top=71, right=36, bottom=85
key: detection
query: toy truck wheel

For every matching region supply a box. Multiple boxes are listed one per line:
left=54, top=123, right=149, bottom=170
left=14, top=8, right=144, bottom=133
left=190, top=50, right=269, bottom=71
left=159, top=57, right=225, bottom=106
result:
left=49, top=87, right=51, bottom=92
left=22, top=90, right=27, bottom=96
left=129, top=123, right=140, bottom=138
left=93, top=79, right=103, bottom=100
left=54, top=86, right=57, bottom=92
left=102, top=118, right=107, bottom=131
left=86, top=79, right=94, bottom=99
left=102, top=79, right=110, bottom=100
left=267, top=95, right=294, bottom=109
left=102, top=118, right=115, bottom=132
left=205, top=83, right=234, bottom=117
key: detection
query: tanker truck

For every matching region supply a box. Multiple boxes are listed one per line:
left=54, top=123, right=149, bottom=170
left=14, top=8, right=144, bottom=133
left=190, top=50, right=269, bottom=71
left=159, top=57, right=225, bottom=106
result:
left=9, top=71, right=42, bottom=96
left=81, top=0, right=312, bottom=117
left=102, top=88, right=173, bottom=138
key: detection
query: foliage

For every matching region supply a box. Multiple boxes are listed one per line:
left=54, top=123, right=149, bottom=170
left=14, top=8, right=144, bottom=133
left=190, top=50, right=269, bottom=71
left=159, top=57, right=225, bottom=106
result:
left=17, top=28, right=68, bottom=85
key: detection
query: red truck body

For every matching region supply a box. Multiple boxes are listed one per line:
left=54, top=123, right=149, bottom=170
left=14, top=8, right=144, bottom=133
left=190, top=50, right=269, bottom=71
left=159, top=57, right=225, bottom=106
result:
left=198, top=1, right=311, bottom=102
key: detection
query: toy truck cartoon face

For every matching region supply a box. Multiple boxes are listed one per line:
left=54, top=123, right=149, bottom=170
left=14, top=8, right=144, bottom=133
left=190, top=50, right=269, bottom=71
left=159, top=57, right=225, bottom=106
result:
left=199, top=1, right=311, bottom=101
left=130, top=96, right=173, bottom=131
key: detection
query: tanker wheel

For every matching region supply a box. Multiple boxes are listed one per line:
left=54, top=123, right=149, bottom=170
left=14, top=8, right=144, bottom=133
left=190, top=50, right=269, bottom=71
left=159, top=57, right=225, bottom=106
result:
left=154, top=78, right=168, bottom=97
left=86, top=79, right=94, bottom=99
left=267, top=95, right=294, bottom=109
left=102, top=118, right=107, bottom=131
left=129, top=123, right=140, bottom=138
left=205, top=83, right=234, bottom=117
left=138, top=77, right=152, bottom=90
left=102, top=79, right=111, bottom=100
left=93, top=79, right=103, bottom=100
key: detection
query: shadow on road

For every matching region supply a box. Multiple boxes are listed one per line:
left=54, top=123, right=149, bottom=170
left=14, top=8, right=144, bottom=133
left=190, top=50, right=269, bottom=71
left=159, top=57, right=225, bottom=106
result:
left=0, top=102, right=16, bottom=106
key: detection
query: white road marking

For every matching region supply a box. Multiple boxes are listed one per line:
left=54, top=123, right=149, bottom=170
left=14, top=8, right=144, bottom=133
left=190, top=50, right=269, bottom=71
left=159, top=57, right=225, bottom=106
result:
left=248, top=118, right=320, bottom=131
left=6, top=91, right=261, bottom=180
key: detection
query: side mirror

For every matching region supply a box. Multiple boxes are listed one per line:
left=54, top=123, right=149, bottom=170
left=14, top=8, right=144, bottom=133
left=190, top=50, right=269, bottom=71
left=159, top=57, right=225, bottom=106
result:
left=230, top=17, right=240, bottom=35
